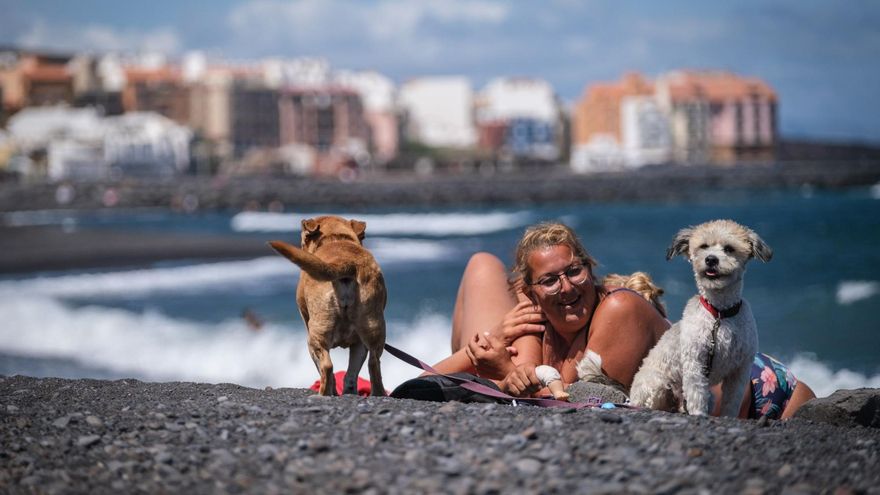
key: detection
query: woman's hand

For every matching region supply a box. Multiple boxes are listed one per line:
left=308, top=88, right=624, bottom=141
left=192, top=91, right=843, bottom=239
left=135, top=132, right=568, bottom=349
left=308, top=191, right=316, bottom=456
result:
left=499, top=364, right=542, bottom=397
left=465, top=332, right=515, bottom=379
left=490, top=299, right=546, bottom=347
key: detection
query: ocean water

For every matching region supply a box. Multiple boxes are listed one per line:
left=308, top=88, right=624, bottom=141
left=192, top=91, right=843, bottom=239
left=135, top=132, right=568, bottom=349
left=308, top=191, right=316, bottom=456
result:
left=2, top=187, right=879, bottom=397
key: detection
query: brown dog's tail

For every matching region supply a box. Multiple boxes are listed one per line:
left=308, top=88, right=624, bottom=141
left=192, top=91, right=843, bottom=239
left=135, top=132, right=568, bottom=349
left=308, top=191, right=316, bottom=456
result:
left=268, top=241, right=357, bottom=281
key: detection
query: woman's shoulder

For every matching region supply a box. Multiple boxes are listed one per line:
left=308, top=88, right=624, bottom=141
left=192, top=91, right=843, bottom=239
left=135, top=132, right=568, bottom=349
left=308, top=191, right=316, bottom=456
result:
left=594, top=286, right=669, bottom=329
left=597, top=286, right=651, bottom=312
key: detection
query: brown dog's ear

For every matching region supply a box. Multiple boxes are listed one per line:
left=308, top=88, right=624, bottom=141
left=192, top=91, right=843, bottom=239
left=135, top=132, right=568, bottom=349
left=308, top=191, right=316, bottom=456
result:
left=302, top=218, right=320, bottom=239
left=748, top=230, right=773, bottom=262
left=350, top=220, right=366, bottom=242
left=666, top=227, right=693, bottom=260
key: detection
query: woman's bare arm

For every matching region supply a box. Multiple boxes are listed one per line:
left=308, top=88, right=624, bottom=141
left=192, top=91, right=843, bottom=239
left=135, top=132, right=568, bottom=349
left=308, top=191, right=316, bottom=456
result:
left=586, top=290, right=670, bottom=389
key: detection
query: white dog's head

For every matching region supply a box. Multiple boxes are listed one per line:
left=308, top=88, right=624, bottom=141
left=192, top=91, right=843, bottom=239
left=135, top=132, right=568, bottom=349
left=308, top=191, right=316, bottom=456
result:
left=666, top=220, right=772, bottom=291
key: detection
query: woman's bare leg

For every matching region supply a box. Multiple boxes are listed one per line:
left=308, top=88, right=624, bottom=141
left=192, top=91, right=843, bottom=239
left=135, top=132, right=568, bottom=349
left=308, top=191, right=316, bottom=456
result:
left=781, top=381, right=817, bottom=419
left=450, top=252, right=517, bottom=352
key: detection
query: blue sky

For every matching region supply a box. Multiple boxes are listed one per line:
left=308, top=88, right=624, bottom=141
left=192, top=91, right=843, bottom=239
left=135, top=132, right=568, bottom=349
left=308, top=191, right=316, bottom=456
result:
left=2, top=0, right=878, bottom=143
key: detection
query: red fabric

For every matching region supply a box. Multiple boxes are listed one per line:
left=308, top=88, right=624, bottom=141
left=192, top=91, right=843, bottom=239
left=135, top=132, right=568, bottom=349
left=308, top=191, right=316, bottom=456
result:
left=309, top=371, right=376, bottom=396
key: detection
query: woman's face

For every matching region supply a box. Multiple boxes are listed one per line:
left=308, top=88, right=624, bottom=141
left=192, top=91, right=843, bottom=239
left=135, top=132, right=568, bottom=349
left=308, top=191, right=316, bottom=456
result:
left=526, top=244, right=597, bottom=336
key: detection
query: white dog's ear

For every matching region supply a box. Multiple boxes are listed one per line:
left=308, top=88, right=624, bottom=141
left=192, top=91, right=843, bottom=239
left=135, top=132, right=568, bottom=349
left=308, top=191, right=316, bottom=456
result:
left=748, top=230, right=773, bottom=262
left=666, top=227, right=693, bottom=260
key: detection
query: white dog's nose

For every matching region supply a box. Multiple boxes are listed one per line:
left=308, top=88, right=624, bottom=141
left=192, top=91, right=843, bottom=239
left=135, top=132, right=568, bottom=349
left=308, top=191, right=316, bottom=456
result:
left=705, top=255, right=719, bottom=267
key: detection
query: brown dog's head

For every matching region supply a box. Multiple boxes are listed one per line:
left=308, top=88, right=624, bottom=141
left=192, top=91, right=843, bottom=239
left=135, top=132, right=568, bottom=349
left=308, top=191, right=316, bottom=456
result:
left=300, top=215, right=367, bottom=252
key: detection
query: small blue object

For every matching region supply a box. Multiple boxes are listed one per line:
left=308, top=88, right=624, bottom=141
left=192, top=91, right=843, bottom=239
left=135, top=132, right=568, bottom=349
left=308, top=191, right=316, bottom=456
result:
left=601, top=403, right=616, bottom=409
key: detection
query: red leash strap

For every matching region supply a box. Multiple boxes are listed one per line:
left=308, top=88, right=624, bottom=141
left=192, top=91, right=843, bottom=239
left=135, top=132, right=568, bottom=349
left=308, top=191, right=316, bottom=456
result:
left=383, top=343, right=597, bottom=409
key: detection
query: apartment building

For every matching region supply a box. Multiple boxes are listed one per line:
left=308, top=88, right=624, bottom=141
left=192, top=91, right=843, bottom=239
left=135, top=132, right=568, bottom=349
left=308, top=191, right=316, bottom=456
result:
left=279, top=87, right=369, bottom=176
left=571, top=72, right=670, bottom=171
left=476, top=77, right=563, bottom=161
left=398, top=77, right=476, bottom=149
left=229, top=82, right=281, bottom=155
left=656, top=70, right=777, bottom=164
left=335, top=70, right=399, bottom=165
left=0, top=49, right=74, bottom=122
left=122, top=66, right=190, bottom=125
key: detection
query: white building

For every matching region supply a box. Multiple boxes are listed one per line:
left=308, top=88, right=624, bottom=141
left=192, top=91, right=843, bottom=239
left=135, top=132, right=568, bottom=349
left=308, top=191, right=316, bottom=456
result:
left=620, top=96, right=672, bottom=167
left=261, top=57, right=331, bottom=89
left=570, top=134, right=626, bottom=173
left=48, top=139, right=106, bottom=180
left=477, top=77, right=562, bottom=160
left=334, top=70, right=398, bottom=163
left=103, top=112, right=192, bottom=177
left=398, top=77, right=476, bottom=148
left=571, top=95, right=672, bottom=173
left=7, top=106, right=104, bottom=153
left=7, top=107, right=192, bottom=179
left=477, top=77, right=559, bottom=122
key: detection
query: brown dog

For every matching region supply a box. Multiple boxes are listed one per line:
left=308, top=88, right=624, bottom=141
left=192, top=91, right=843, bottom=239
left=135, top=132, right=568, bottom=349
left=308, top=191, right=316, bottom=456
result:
left=269, top=216, right=386, bottom=396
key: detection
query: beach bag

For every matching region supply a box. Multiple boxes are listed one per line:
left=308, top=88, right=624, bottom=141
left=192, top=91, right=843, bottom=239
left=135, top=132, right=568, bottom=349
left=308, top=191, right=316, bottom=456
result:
left=390, top=372, right=505, bottom=403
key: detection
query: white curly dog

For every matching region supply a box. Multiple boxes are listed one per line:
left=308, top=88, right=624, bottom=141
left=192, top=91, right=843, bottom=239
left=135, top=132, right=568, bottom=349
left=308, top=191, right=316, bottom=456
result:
left=628, top=220, right=772, bottom=416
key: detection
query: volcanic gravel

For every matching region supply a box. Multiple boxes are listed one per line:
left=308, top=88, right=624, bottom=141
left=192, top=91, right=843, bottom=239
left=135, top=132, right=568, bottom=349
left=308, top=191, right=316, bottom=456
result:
left=1, top=375, right=878, bottom=494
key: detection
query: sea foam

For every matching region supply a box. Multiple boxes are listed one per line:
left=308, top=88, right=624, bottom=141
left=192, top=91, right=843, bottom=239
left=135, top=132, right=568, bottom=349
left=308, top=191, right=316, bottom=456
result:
left=836, top=280, right=879, bottom=305
left=231, top=211, right=532, bottom=236
left=0, top=238, right=455, bottom=298
left=0, top=295, right=451, bottom=390
left=788, top=354, right=880, bottom=398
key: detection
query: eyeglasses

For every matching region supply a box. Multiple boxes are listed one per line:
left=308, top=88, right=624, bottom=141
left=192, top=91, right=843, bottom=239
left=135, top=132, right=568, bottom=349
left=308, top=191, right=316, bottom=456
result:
left=529, top=264, right=590, bottom=295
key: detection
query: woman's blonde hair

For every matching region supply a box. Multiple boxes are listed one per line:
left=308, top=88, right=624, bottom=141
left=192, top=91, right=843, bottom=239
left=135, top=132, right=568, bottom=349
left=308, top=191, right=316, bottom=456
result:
left=602, top=271, right=667, bottom=317
left=512, top=222, right=597, bottom=284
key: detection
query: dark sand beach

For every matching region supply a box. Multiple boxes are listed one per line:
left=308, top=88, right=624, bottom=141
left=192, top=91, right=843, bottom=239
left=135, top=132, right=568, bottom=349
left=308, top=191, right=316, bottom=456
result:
left=0, top=226, right=269, bottom=274
left=1, top=375, right=878, bottom=494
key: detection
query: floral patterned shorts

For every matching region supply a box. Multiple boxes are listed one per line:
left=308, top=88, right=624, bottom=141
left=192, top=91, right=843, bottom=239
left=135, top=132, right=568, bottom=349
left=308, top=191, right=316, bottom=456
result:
left=749, top=353, right=798, bottom=419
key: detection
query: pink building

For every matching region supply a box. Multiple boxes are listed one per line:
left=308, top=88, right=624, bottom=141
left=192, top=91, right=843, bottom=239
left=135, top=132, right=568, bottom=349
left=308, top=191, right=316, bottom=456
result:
left=657, top=71, right=777, bottom=163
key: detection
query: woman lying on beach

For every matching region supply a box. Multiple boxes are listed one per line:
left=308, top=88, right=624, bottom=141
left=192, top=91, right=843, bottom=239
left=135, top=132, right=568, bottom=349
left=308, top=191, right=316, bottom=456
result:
left=431, top=221, right=815, bottom=419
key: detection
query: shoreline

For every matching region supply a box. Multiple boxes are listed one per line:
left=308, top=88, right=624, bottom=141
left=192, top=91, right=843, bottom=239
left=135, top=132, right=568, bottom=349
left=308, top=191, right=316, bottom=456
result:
left=1, top=161, right=879, bottom=213
left=0, top=225, right=270, bottom=274
left=1, top=375, right=878, bottom=493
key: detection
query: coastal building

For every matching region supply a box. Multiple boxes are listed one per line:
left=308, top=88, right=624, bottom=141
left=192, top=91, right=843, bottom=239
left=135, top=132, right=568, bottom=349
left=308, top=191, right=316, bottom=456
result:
left=571, top=72, right=669, bottom=171
left=475, top=77, right=563, bottom=161
left=278, top=87, right=369, bottom=176
left=47, top=139, right=106, bottom=180
left=102, top=112, right=192, bottom=177
left=7, top=106, right=103, bottom=153
left=398, top=77, right=476, bottom=149
left=189, top=69, right=233, bottom=144
left=122, top=65, right=190, bottom=126
left=655, top=70, right=777, bottom=164
left=335, top=70, right=399, bottom=165
left=262, top=57, right=331, bottom=89
left=620, top=96, right=673, bottom=167
left=68, top=54, right=125, bottom=116
left=5, top=106, right=189, bottom=179
left=0, top=48, right=75, bottom=123
left=229, top=82, right=281, bottom=155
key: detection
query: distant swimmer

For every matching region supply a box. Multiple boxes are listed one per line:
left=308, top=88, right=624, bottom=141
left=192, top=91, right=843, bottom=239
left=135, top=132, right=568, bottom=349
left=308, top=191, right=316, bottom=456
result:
left=242, top=308, right=264, bottom=332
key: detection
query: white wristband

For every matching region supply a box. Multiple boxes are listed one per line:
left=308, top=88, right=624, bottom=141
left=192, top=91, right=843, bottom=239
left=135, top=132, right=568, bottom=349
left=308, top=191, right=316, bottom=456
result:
left=535, top=365, right=562, bottom=386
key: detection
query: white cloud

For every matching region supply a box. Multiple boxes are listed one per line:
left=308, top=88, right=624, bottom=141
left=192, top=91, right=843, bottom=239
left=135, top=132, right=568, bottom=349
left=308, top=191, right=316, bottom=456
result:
left=16, top=20, right=181, bottom=54
left=632, top=18, right=730, bottom=44
left=224, top=0, right=509, bottom=63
